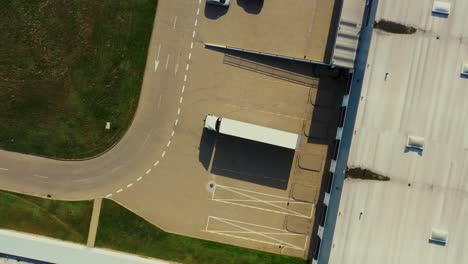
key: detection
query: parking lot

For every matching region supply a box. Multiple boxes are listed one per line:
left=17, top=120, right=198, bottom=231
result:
left=112, top=0, right=347, bottom=258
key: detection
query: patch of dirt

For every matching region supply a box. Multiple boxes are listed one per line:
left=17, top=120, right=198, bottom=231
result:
left=374, top=20, right=417, bottom=34
left=346, top=167, right=390, bottom=181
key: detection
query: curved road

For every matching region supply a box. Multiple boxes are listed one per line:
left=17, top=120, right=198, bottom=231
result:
left=0, top=0, right=200, bottom=200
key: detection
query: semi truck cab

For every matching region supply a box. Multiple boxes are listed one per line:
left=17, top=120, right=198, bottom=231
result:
left=204, top=114, right=221, bottom=132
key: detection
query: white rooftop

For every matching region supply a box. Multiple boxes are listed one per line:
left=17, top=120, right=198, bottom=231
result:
left=329, top=0, right=468, bottom=263
left=0, top=229, right=168, bottom=264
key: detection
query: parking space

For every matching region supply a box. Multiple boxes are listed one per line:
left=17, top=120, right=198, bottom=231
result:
left=199, top=0, right=338, bottom=62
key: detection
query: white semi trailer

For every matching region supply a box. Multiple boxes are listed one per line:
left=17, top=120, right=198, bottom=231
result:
left=204, top=114, right=301, bottom=150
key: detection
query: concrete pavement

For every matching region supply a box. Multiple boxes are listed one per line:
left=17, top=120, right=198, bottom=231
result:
left=87, top=198, right=102, bottom=247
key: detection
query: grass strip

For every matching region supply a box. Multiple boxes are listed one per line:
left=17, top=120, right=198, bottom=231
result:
left=0, top=0, right=157, bottom=159
left=0, top=191, right=92, bottom=243
left=96, top=199, right=307, bottom=264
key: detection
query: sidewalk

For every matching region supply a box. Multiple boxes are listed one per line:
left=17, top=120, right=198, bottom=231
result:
left=0, top=229, right=169, bottom=264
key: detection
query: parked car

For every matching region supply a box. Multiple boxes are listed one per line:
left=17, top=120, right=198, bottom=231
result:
left=206, top=0, right=230, bottom=6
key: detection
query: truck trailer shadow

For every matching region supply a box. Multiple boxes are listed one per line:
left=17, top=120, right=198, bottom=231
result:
left=205, top=3, right=229, bottom=20
left=210, top=134, right=294, bottom=190
left=237, top=0, right=264, bottom=14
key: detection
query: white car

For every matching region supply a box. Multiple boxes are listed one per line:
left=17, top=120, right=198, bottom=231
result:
left=206, top=0, right=230, bottom=6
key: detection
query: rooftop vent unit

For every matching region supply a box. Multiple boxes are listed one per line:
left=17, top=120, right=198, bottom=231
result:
left=432, top=1, right=451, bottom=15
left=461, top=63, right=468, bottom=76
left=429, top=228, right=448, bottom=246
left=406, top=135, right=425, bottom=151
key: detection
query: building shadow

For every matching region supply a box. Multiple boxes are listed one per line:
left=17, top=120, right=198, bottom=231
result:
left=198, top=128, right=217, bottom=171
left=306, top=74, right=348, bottom=144
left=210, top=134, right=294, bottom=190
left=431, top=12, right=449, bottom=18
left=205, top=44, right=333, bottom=78
left=205, top=3, right=229, bottom=19
left=404, top=147, right=423, bottom=156
left=237, top=0, right=264, bottom=14
left=323, top=0, right=344, bottom=63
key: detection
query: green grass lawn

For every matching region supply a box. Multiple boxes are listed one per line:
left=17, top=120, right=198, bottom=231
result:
left=0, top=0, right=157, bottom=159
left=96, top=199, right=307, bottom=264
left=0, top=191, right=92, bottom=243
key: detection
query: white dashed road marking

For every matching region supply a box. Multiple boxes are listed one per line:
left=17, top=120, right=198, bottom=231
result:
left=154, top=60, right=159, bottom=72
left=173, top=16, right=178, bottom=29
left=0, top=168, right=8, bottom=171
left=165, top=54, right=170, bottom=70
left=113, top=0, right=200, bottom=197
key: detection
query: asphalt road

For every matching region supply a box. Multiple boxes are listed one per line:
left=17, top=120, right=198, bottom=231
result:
left=0, top=0, right=201, bottom=200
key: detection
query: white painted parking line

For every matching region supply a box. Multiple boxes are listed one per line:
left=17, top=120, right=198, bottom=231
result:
left=167, top=141, right=171, bottom=147
left=186, top=64, right=190, bottom=71
left=194, top=19, right=198, bottom=27
left=197, top=8, right=200, bottom=15
left=161, top=151, right=166, bottom=158
left=117, top=189, right=123, bottom=193
left=154, top=160, right=160, bottom=167
left=105, top=194, right=112, bottom=198
left=190, top=42, right=194, bottom=49
left=171, top=130, right=175, bottom=137
left=206, top=216, right=307, bottom=251
left=0, top=168, right=8, bottom=171
left=184, top=74, right=187, bottom=82
left=137, top=176, right=143, bottom=182
left=188, top=52, right=192, bottom=60
left=175, top=119, right=179, bottom=126
left=33, top=174, right=48, bottom=179
left=126, top=183, right=133, bottom=188
left=177, top=108, right=181, bottom=115
left=181, top=85, right=185, bottom=93
left=146, top=169, right=152, bottom=175
left=192, top=30, right=196, bottom=38
left=179, top=97, right=183, bottom=103
left=212, top=184, right=313, bottom=218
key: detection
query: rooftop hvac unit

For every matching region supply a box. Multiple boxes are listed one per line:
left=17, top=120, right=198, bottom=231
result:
left=406, top=135, right=425, bottom=150
left=432, top=1, right=451, bottom=15
left=461, top=63, right=468, bottom=76
left=429, top=228, right=448, bottom=246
